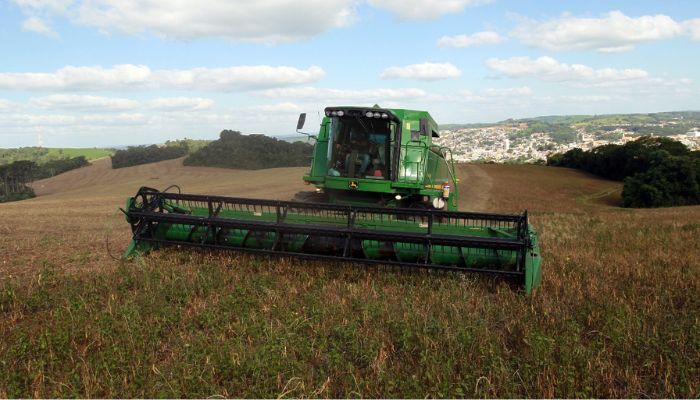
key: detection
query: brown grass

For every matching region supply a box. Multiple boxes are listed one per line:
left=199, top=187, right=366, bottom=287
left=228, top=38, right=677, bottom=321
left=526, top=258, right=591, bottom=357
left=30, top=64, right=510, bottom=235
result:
left=0, top=159, right=698, bottom=397
left=32, top=156, right=309, bottom=199
left=459, top=163, right=623, bottom=213
left=1, top=157, right=308, bottom=280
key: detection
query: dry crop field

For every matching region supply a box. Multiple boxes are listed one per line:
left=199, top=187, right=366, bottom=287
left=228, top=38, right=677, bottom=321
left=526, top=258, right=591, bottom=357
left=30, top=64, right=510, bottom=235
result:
left=0, top=158, right=698, bottom=397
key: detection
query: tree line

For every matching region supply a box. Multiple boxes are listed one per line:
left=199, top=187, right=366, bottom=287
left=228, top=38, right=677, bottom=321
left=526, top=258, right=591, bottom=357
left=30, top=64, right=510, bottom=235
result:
left=547, top=136, right=700, bottom=207
left=0, top=156, right=89, bottom=203
left=111, top=143, right=188, bottom=169
left=183, top=130, right=313, bottom=169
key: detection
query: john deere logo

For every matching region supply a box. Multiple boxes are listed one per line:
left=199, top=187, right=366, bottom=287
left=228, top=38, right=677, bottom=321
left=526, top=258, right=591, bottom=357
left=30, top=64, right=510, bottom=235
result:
left=349, top=180, right=359, bottom=190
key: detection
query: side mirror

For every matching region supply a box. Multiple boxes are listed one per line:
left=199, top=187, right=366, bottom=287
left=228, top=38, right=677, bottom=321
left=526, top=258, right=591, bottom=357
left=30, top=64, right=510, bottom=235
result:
left=296, top=113, right=306, bottom=131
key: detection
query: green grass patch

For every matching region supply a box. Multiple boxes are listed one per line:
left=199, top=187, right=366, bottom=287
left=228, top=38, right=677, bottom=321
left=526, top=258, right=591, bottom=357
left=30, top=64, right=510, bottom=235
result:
left=45, top=148, right=114, bottom=160
left=0, top=147, right=114, bottom=165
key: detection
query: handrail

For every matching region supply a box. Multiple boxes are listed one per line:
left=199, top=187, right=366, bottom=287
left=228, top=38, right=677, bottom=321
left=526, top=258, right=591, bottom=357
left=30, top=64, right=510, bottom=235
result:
left=438, top=146, right=460, bottom=207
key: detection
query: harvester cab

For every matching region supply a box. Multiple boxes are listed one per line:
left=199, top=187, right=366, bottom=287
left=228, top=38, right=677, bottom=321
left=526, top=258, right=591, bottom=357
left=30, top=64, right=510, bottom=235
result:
left=300, top=107, right=458, bottom=210
left=122, top=106, right=542, bottom=293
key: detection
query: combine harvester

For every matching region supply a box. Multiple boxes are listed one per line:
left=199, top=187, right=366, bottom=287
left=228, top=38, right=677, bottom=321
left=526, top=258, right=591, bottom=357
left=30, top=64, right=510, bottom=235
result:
left=123, top=106, right=542, bottom=292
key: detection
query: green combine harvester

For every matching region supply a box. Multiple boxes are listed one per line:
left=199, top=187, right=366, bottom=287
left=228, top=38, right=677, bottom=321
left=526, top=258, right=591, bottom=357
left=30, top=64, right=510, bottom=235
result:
left=123, top=106, right=542, bottom=292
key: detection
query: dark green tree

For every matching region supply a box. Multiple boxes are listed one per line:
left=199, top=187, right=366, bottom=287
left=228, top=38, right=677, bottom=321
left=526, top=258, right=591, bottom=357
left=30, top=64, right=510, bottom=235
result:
left=184, top=130, right=313, bottom=170
left=111, top=145, right=188, bottom=169
left=622, top=151, right=700, bottom=207
left=548, top=136, right=699, bottom=208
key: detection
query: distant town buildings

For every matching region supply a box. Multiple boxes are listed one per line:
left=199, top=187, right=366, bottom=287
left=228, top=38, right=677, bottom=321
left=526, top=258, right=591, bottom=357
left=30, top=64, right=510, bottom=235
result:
left=436, top=124, right=700, bottom=163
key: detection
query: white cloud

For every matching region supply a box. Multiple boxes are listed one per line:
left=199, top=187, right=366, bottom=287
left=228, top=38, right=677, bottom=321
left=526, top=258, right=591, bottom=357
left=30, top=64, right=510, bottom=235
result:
left=79, top=113, right=147, bottom=125
left=21, top=16, right=58, bottom=37
left=156, top=66, right=326, bottom=91
left=148, top=97, right=214, bottom=111
left=0, top=99, right=19, bottom=112
left=0, top=64, right=325, bottom=91
left=368, top=0, right=491, bottom=20
left=437, top=31, right=503, bottom=47
left=0, top=64, right=148, bottom=91
left=511, top=11, right=683, bottom=52
left=30, top=94, right=139, bottom=111
left=29, top=94, right=215, bottom=112
left=13, top=0, right=355, bottom=43
left=682, top=18, right=700, bottom=40
left=381, top=62, right=462, bottom=81
left=486, top=56, right=649, bottom=86
left=0, top=112, right=148, bottom=127
left=258, top=87, right=428, bottom=102
left=248, top=102, right=302, bottom=113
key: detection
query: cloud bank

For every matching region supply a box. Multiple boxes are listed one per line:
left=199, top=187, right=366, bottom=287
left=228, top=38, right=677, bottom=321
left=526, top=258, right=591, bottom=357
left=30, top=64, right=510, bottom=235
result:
left=512, top=11, right=699, bottom=52
left=486, top=56, right=649, bottom=85
left=368, top=0, right=491, bottom=20
left=0, top=64, right=325, bottom=91
left=381, top=63, right=462, bottom=81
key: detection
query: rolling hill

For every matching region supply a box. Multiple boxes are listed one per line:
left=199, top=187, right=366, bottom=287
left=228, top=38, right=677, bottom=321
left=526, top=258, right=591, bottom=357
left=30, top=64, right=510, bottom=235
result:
left=0, top=147, right=114, bottom=165
left=0, top=160, right=697, bottom=397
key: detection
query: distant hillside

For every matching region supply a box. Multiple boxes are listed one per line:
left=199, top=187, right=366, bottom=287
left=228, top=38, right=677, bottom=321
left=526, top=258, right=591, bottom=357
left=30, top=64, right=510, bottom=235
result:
left=0, top=147, right=114, bottom=165
left=0, top=156, right=90, bottom=202
left=504, top=111, right=700, bottom=126
left=0, top=147, right=105, bottom=202
left=439, top=123, right=496, bottom=130
left=184, top=130, right=313, bottom=169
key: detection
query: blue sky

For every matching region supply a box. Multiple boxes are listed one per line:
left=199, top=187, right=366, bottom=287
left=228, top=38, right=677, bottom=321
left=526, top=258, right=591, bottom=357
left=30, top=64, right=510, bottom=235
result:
left=1, top=0, right=699, bottom=147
